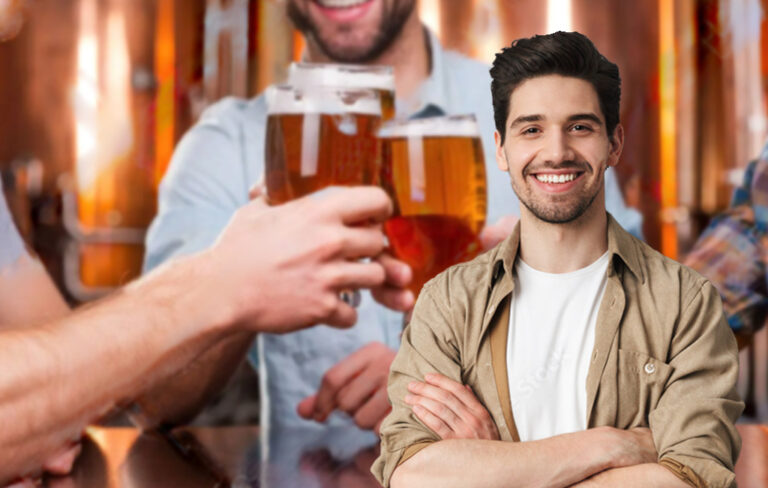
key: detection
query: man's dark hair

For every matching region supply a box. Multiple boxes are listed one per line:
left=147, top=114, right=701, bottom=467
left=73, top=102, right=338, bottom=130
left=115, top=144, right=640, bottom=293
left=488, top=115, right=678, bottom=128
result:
left=490, top=31, right=621, bottom=144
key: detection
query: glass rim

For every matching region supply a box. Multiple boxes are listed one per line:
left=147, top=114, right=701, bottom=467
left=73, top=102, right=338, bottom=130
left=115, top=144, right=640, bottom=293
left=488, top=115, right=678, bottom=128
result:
left=266, top=84, right=382, bottom=116
left=288, top=62, right=395, bottom=90
left=378, top=114, right=480, bottom=138
left=290, top=61, right=394, bottom=75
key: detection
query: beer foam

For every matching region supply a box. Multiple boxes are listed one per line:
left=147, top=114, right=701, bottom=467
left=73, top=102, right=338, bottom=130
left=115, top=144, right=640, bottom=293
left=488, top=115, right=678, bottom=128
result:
left=289, top=62, right=395, bottom=91
left=266, top=84, right=382, bottom=116
left=378, top=115, right=480, bottom=138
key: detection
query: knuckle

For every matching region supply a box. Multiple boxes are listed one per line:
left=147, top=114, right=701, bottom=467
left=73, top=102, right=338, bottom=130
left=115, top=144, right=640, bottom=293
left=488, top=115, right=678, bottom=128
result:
left=321, top=371, right=342, bottom=392
left=353, top=411, right=374, bottom=429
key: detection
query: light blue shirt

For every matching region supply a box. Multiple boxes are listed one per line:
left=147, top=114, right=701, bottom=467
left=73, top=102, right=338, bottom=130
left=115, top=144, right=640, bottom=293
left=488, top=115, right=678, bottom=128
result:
left=0, top=176, right=27, bottom=270
left=144, top=31, right=643, bottom=435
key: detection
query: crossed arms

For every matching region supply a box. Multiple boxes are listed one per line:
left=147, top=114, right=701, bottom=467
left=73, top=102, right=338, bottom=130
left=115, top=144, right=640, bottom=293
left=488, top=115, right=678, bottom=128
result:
left=374, top=276, right=742, bottom=488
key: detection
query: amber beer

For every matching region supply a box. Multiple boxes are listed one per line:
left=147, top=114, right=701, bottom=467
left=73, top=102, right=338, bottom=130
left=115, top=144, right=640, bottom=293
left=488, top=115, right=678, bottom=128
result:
left=288, top=62, right=396, bottom=121
left=265, top=85, right=383, bottom=204
left=379, top=115, right=487, bottom=297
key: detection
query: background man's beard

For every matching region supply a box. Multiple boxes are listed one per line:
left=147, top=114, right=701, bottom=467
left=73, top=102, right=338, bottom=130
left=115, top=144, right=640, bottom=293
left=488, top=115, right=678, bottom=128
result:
left=287, top=0, right=415, bottom=63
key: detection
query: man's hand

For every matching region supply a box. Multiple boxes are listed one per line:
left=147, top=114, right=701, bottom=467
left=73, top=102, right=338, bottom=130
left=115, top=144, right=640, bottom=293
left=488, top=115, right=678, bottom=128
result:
left=207, top=187, right=395, bottom=334
left=405, top=373, right=500, bottom=440
left=4, top=441, right=82, bottom=488
left=371, top=253, right=414, bottom=312
left=479, top=215, right=518, bottom=251
left=298, top=342, right=395, bottom=433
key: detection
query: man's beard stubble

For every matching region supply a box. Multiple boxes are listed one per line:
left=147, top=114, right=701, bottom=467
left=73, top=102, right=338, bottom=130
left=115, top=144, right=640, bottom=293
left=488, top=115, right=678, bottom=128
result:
left=511, top=163, right=603, bottom=225
left=287, top=0, right=416, bottom=64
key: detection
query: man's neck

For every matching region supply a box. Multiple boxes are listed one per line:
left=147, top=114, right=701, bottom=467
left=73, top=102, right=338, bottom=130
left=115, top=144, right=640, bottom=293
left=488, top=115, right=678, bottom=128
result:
left=518, top=199, right=609, bottom=274
left=305, top=12, right=429, bottom=100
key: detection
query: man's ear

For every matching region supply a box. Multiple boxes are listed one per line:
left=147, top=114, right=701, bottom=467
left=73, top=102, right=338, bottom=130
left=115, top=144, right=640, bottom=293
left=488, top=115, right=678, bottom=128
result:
left=607, top=124, right=624, bottom=167
left=495, top=130, right=509, bottom=171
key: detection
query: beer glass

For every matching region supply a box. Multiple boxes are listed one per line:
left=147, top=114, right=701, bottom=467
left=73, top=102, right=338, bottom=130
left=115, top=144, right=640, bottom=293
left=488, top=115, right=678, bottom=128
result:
left=265, top=85, right=383, bottom=306
left=265, top=84, right=383, bottom=203
left=288, top=62, right=396, bottom=121
left=379, top=115, right=487, bottom=297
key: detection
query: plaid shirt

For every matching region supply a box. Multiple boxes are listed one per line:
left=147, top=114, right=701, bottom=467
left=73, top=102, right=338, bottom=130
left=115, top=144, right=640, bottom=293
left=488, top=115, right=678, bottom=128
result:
left=684, top=144, right=768, bottom=335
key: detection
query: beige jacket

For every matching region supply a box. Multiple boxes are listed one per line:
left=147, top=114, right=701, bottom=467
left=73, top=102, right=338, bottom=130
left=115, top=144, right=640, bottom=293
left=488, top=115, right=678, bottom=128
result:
left=373, top=215, right=743, bottom=488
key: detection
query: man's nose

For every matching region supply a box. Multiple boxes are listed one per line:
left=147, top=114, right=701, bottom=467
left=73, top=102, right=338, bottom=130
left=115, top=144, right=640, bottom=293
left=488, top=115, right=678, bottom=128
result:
left=540, top=130, right=575, bottom=164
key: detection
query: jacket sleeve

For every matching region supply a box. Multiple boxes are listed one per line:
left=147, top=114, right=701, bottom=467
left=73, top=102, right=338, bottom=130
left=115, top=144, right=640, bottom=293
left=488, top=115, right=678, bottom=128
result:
left=651, top=280, right=744, bottom=488
left=371, top=278, right=463, bottom=487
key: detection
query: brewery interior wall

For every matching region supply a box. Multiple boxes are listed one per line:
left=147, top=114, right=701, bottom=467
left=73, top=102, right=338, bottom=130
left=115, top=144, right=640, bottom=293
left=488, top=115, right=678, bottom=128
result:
left=0, top=0, right=767, bottom=423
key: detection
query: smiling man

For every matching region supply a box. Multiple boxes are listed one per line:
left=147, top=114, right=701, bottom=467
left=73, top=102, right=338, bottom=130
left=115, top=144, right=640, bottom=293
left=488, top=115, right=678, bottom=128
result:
left=373, top=32, right=742, bottom=488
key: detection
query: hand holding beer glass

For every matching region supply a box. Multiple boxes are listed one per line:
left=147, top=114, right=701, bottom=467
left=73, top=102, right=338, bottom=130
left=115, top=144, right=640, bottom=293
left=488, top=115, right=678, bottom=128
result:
left=379, top=115, right=487, bottom=298
left=264, top=84, right=384, bottom=305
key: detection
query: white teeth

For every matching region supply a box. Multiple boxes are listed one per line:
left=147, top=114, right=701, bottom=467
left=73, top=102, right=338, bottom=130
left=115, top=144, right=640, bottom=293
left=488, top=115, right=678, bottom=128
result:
left=316, top=0, right=369, bottom=8
left=535, top=173, right=577, bottom=184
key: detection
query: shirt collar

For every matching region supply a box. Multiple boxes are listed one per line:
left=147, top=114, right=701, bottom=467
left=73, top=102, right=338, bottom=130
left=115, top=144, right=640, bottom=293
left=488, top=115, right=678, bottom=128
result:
left=400, top=27, right=449, bottom=118
left=490, top=213, right=645, bottom=286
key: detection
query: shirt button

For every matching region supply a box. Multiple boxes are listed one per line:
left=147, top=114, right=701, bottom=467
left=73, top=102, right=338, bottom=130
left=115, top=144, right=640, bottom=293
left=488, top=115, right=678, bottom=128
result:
left=644, top=363, right=656, bottom=374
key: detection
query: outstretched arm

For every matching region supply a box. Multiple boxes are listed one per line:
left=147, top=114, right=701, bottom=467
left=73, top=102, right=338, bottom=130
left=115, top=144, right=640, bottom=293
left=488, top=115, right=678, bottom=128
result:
left=0, top=187, right=400, bottom=483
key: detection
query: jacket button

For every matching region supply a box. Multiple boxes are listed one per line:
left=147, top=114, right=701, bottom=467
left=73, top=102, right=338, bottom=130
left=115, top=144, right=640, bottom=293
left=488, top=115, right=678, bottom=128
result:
left=644, top=363, right=656, bottom=374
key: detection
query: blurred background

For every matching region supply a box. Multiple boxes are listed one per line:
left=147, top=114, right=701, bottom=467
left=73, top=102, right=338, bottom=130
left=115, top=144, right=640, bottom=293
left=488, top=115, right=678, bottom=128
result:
left=1, top=0, right=767, bottom=422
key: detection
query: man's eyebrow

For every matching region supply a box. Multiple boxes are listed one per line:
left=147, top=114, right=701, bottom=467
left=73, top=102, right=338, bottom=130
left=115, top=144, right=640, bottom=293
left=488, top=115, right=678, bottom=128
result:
left=567, top=113, right=603, bottom=125
left=509, top=114, right=542, bottom=128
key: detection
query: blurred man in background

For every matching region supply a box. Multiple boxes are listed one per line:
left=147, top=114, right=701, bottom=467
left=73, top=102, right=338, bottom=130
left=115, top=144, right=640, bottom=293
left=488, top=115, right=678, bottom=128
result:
left=685, top=141, right=768, bottom=347
left=0, top=3, right=410, bottom=485
left=143, top=0, right=645, bottom=440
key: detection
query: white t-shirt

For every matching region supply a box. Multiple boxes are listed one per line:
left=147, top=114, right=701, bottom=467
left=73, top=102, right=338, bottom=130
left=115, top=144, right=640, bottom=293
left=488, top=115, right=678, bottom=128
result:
left=506, top=251, right=611, bottom=442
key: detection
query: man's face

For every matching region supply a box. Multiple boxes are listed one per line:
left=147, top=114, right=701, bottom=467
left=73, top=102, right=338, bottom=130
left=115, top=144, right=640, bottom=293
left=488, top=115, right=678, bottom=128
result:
left=287, top=0, right=416, bottom=63
left=0, top=0, right=25, bottom=42
left=495, top=75, right=623, bottom=224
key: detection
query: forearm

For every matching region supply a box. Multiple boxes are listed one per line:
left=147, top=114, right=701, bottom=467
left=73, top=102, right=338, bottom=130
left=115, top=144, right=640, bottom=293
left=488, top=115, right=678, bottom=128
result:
left=571, top=463, right=690, bottom=487
left=0, top=254, right=69, bottom=327
left=392, top=429, right=613, bottom=488
left=132, top=330, right=255, bottom=428
left=0, top=252, right=230, bottom=482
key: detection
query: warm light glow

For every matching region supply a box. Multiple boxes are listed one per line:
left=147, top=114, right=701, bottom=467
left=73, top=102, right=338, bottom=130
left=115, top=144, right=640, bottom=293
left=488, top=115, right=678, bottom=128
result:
left=74, top=0, right=98, bottom=190
left=419, top=0, right=441, bottom=38
left=659, top=0, right=678, bottom=259
left=154, top=0, right=175, bottom=186
left=546, top=0, right=572, bottom=33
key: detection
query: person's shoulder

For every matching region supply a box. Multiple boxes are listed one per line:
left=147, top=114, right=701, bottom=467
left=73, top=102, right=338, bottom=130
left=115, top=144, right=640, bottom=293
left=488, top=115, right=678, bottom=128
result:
left=194, top=95, right=267, bottom=135
left=441, top=49, right=491, bottom=80
left=629, top=233, right=710, bottom=299
left=420, top=243, right=498, bottom=305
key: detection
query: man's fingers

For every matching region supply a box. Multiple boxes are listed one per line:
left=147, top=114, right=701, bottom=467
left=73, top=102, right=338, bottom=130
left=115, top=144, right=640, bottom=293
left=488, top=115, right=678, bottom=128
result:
left=326, top=262, right=386, bottom=290
left=297, top=395, right=317, bottom=419
left=405, top=392, right=462, bottom=431
left=311, top=346, right=373, bottom=421
left=335, top=370, right=383, bottom=416
left=411, top=404, right=452, bottom=439
left=324, top=300, right=357, bottom=329
left=352, top=387, right=391, bottom=430
left=424, top=373, right=486, bottom=415
left=325, top=187, right=393, bottom=225
left=43, top=442, right=82, bottom=475
left=248, top=181, right=266, bottom=200
left=338, top=227, right=387, bottom=259
left=5, top=479, right=37, bottom=488
left=407, top=381, right=466, bottom=422
left=371, top=285, right=414, bottom=312
left=375, top=253, right=412, bottom=287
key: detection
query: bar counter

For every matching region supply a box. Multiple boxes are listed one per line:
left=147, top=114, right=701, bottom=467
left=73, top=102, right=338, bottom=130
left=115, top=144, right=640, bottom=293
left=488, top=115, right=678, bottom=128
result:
left=50, top=424, right=767, bottom=487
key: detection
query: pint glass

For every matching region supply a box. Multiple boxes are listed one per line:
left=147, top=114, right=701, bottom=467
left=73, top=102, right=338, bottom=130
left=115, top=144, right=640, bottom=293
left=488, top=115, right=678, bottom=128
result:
left=288, top=62, right=395, bottom=121
left=379, top=115, right=487, bottom=297
left=265, top=85, right=383, bottom=204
